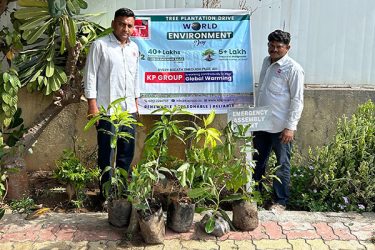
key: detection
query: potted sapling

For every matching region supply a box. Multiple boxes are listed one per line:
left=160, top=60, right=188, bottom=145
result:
left=167, top=161, right=196, bottom=233
left=183, top=111, right=236, bottom=236
left=224, top=122, right=261, bottom=231
left=84, top=98, right=142, bottom=227
left=127, top=161, right=170, bottom=244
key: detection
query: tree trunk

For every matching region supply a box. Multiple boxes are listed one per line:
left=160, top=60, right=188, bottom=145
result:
left=3, top=42, right=84, bottom=170
left=3, top=101, right=65, bottom=169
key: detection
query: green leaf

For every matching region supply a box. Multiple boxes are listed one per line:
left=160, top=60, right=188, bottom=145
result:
left=48, top=0, right=66, bottom=17
left=46, top=61, right=54, bottom=77
left=204, top=110, right=216, bottom=127
left=117, top=132, right=131, bottom=141
left=1, top=92, right=12, bottom=104
left=22, top=29, right=33, bottom=41
left=207, top=128, right=222, bottom=143
left=188, top=187, right=207, bottom=199
left=71, top=0, right=81, bottom=13
left=2, top=72, right=10, bottom=83
left=42, top=76, right=48, bottom=87
left=49, top=75, right=61, bottom=91
left=196, top=128, right=205, bottom=138
left=44, top=80, right=52, bottom=95
left=27, top=19, right=52, bottom=44
left=84, top=115, right=100, bottom=131
left=79, top=35, right=88, bottom=45
left=179, top=171, right=187, bottom=187
left=14, top=8, right=49, bottom=20
left=55, top=67, right=67, bottom=84
left=118, top=168, right=128, bottom=179
left=66, top=0, right=80, bottom=14
left=108, top=98, right=125, bottom=110
left=101, top=166, right=112, bottom=175
left=205, top=216, right=215, bottom=233
left=14, top=77, right=21, bottom=88
left=76, top=0, right=88, bottom=9
left=221, top=193, right=244, bottom=202
left=4, top=82, right=12, bottom=92
left=29, top=68, right=44, bottom=82
left=46, top=46, right=54, bottom=61
left=9, top=95, right=18, bottom=106
left=2, top=103, right=10, bottom=116
left=3, top=117, right=12, bottom=127
left=18, top=0, right=48, bottom=8
left=177, top=162, right=190, bottom=172
left=67, top=17, right=77, bottom=47
left=59, top=17, right=66, bottom=54
left=158, top=167, right=172, bottom=175
left=5, top=34, right=12, bottom=46
left=19, top=15, right=50, bottom=31
left=66, top=0, right=75, bottom=14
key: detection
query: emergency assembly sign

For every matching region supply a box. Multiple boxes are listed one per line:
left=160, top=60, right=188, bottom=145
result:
left=227, top=106, right=273, bottom=132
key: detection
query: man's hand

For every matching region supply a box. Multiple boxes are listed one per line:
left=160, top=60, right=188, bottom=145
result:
left=87, top=106, right=99, bottom=119
left=87, top=99, right=99, bottom=120
left=135, top=98, right=140, bottom=119
left=280, top=128, right=294, bottom=144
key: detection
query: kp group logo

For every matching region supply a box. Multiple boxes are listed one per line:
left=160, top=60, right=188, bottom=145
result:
left=132, top=17, right=151, bottom=39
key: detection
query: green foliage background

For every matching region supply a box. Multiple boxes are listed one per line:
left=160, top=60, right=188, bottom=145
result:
left=289, top=100, right=375, bottom=212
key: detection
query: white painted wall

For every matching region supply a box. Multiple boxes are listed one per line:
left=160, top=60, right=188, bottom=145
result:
left=84, top=0, right=375, bottom=86
left=2, top=0, right=373, bottom=86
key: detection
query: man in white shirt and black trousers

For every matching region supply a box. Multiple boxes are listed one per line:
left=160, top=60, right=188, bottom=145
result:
left=254, top=30, right=304, bottom=211
left=84, top=8, right=140, bottom=202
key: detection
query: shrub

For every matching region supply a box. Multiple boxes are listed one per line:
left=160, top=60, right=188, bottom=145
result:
left=54, top=149, right=100, bottom=205
left=289, top=100, right=375, bottom=212
left=10, top=197, right=36, bottom=214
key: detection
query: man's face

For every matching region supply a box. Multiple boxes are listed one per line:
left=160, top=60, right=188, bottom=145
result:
left=268, top=41, right=290, bottom=62
left=111, top=16, right=135, bottom=44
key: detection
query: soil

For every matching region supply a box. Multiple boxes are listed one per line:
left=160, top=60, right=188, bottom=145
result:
left=8, top=170, right=221, bottom=214
left=26, top=171, right=103, bottom=213
left=8, top=171, right=178, bottom=213
left=232, top=200, right=259, bottom=231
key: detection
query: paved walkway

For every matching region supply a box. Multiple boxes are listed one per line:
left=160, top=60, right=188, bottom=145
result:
left=0, top=210, right=374, bottom=249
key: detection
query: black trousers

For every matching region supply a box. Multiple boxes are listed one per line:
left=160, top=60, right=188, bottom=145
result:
left=96, top=116, right=136, bottom=197
left=253, top=131, right=292, bottom=206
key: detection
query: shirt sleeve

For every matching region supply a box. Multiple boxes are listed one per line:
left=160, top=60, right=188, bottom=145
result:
left=134, top=48, right=140, bottom=98
left=286, top=65, right=304, bottom=130
left=255, top=57, right=269, bottom=107
left=84, top=41, right=101, bottom=99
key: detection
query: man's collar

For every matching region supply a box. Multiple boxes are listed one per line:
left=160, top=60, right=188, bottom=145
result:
left=109, top=33, right=132, bottom=45
left=269, top=54, right=289, bottom=66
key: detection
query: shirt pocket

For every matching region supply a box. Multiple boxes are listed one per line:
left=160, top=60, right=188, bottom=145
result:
left=268, top=76, right=285, bottom=94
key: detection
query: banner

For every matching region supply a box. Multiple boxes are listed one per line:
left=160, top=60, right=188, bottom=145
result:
left=133, top=8, right=254, bottom=114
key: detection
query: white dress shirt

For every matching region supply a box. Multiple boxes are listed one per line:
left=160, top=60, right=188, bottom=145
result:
left=256, top=54, right=304, bottom=133
left=84, top=33, right=140, bottom=114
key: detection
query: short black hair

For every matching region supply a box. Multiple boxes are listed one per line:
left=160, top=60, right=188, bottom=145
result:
left=268, top=30, right=291, bottom=45
left=114, top=8, right=135, bottom=19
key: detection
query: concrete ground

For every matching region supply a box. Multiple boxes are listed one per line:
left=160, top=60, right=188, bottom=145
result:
left=0, top=210, right=374, bottom=250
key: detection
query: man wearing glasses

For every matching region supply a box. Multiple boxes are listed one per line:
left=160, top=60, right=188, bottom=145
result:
left=254, top=30, right=304, bottom=211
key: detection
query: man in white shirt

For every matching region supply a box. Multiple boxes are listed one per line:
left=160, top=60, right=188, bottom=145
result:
left=254, top=30, right=304, bottom=211
left=84, top=8, right=140, bottom=200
